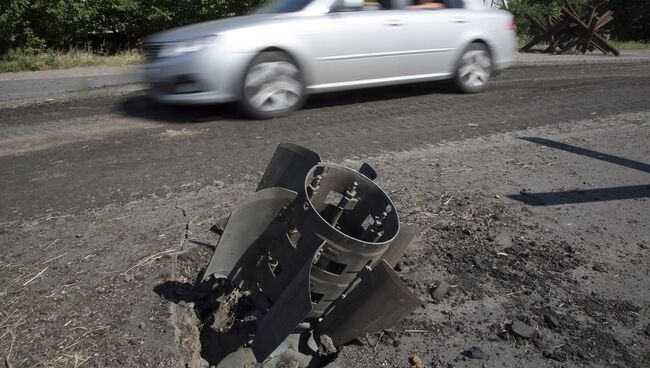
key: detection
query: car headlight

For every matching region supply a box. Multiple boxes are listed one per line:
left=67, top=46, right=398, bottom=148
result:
left=158, top=35, right=217, bottom=58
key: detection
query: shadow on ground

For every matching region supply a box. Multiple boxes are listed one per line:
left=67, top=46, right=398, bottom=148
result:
left=508, top=137, right=650, bottom=206
left=120, top=95, right=242, bottom=123
left=119, top=81, right=450, bottom=123
left=520, top=137, right=650, bottom=173
left=154, top=276, right=253, bottom=365
left=508, top=184, right=650, bottom=206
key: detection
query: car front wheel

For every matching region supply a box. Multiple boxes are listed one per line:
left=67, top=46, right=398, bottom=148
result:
left=239, top=51, right=305, bottom=119
left=453, top=43, right=492, bottom=93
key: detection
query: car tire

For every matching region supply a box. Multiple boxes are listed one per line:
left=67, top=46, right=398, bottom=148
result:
left=239, top=51, right=306, bottom=119
left=453, top=43, right=492, bottom=94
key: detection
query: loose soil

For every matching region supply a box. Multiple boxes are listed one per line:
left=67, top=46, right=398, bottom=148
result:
left=1, top=112, right=648, bottom=367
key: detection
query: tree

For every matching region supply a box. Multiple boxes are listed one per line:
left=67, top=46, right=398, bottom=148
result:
left=608, top=0, right=650, bottom=41
left=0, top=0, right=268, bottom=53
left=508, top=0, right=650, bottom=41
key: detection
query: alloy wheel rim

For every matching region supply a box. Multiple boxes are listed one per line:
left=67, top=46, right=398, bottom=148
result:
left=459, top=50, right=492, bottom=88
left=244, top=61, right=302, bottom=112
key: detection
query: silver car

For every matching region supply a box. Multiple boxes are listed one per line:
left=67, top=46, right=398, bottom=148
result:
left=143, top=0, right=516, bottom=119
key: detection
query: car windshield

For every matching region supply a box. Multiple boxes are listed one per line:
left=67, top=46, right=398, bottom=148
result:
left=256, top=0, right=315, bottom=13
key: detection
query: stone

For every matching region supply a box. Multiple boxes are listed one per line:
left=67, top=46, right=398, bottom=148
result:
left=462, top=346, right=488, bottom=360
left=448, top=251, right=466, bottom=262
left=431, top=281, right=450, bottom=301
left=612, top=331, right=626, bottom=344
left=544, top=314, right=560, bottom=329
left=645, top=324, right=650, bottom=337
left=497, top=330, right=509, bottom=341
left=359, top=332, right=379, bottom=347
left=622, top=301, right=640, bottom=312
left=592, top=263, right=607, bottom=272
left=276, top=358, right=300, bottom=368
left=317, top=334, right=337, bottom=356
left=383, top=329, right=398, bottom=339
left=409, top=355, right=424, bottom=368
left=510, top=320, right=537, bottom=339
left=543, top=349, right=567, bottom=362
left=472, top=255, right=489, bottom=271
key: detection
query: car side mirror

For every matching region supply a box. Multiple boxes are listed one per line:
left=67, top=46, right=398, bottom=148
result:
left=331, top=0, right=364, bottom=12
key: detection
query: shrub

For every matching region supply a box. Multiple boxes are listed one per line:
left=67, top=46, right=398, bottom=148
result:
left=0, top=0, right=267, bottom=54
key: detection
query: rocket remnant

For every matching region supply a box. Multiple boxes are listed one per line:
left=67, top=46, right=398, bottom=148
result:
left=203, top=143, right=421, bottom=364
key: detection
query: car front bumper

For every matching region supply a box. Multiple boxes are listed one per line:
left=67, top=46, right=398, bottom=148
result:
left=142, top=48, right=252, bottom=105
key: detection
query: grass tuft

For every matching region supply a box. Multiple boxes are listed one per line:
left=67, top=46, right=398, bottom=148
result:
left=609, top=40, right=650, bottom=50
left=0, top=49, right=143, bottom=73
left=518, top=38, right=650, bottom=52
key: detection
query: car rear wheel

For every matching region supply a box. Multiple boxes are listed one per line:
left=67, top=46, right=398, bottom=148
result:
left=453, top=43, right=492, bottom=93
left=239, top=51, right=305, bottom=119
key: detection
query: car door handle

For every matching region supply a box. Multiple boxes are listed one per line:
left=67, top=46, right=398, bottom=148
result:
left=452, top=17, right=468, bottom=23
left=384, top=20, right=404, bottom=27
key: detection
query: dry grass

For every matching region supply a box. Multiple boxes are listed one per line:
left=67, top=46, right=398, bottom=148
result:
left=0, top=257, right=98, bottom=367
left=0, top=49, right=143, bottom=73
left=610, top=40, right=650, bottom=50
left=518, top=38, right=650, bottom=51
left=121, top=248, right=179, bottom=275
left=160, top=129, right=196, bottom=140
left=211, top=289, right=250, bottom=332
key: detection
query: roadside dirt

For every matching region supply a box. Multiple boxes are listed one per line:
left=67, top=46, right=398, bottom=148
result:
left=1, top=112, right=647, bottom=367
left=2, top=62, right=650, bottom=225
left=331, top=112, right=649, bottom=368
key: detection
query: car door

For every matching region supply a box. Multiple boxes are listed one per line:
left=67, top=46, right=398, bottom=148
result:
left=391, top=7, right=470, bottom=76
left=305, top=8, right=415, bottom=90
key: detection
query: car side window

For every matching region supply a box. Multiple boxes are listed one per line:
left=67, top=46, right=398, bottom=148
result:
left=359, top=1, right=395, bottom=10
left=332, top=0, right=406, bottom=12
left=408, top=0, right=464, bottom=9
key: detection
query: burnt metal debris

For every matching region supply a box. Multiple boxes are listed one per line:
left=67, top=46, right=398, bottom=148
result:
left=521, top=0, right=619, bottom=56
left=203, top=143, right=421, bottom=366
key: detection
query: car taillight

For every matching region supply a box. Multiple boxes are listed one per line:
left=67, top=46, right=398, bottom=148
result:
left=506, top=19, right=517, bottom=31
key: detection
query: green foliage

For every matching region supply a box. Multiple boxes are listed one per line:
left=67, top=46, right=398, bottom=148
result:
left=0, top=0, right=267, bottom=54
left=509, top=0, right=650, bottom=42
left=0, top=0, right=647, bottom=56
left=0, top=0, right=94, bottom=53
left=608, top=0, right=650, bottom=41
left=509, top=0, right=596, bottom=38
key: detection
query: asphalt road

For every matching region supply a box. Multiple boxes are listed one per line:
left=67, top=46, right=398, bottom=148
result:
left=1, top=60, right=649, bottom=223
left=0, top=66, right=139, bottom=103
